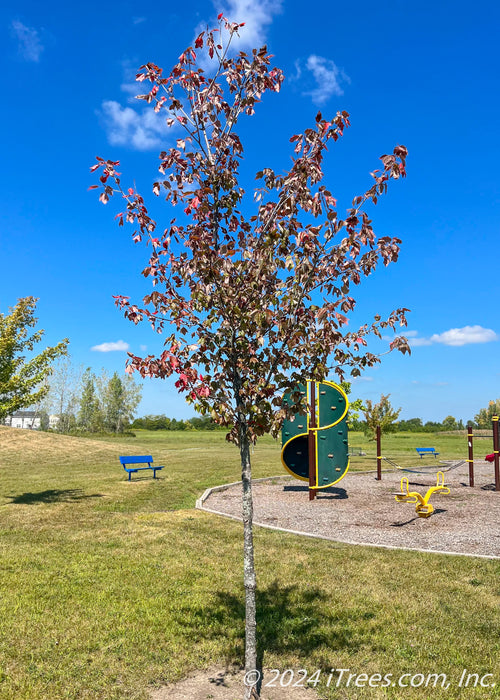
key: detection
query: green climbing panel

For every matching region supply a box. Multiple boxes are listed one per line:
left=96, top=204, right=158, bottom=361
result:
left=281, top=384, right=309, bottom=479
left=281, top=380, right=349, bottom=488
left=316, top=381, right=349, bottom=486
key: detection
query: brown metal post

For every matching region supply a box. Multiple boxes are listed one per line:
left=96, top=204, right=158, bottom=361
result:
left=493, top=416, right=500, bottom=492
left=376, top=425, right=382, bottom=480
left=308, top=381, right=317, bottom=501
left=467, top=425, right=474, bottom=487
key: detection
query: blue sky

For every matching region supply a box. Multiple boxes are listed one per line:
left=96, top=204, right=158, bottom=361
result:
left=1, top=0, right=499, bottom=423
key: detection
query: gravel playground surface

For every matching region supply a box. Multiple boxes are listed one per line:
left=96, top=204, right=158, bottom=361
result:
left=201, top=461, right=500, bottom=558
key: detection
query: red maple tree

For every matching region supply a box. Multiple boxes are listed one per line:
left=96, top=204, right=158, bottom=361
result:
left=92, top=16, right=409, bottom=698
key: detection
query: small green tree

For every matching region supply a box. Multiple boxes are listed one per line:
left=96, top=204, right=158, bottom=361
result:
left=102, top=371, right=142, bottom=433
left=103, top=372, right=125, bottom=432
left=38, top=409, right=50, bottom=431
left=77, top=369, right=102, bottom=432
left=474, top=400, right=500, bottom=429
left=0, top=297, right=68, bottom=421
left=442, top=415, right=458, bottom=431
left=362, top=394, right=401, bottom=439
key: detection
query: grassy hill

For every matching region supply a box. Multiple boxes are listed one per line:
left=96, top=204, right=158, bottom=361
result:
left=0, top=427, right=498, bottom=699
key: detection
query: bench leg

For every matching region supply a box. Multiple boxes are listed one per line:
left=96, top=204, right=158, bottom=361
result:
left=128, top=471, right=132, bottom=481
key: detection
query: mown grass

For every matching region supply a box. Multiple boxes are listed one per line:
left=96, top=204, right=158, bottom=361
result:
left=0, top=426, right=499, bottom=699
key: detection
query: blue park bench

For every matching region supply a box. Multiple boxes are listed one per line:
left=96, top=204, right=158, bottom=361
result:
left=415, top=447, right=439, bottom=459
left=119, top=455, right=165, bottom=480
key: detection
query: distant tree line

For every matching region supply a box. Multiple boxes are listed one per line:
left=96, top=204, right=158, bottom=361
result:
left=131, top=414, right=224, bottom=431
left=132, top=396, right=500, bottom=434
left=39, top=358, right=142, bottom=435
left=350, top=414, right=468, bottom=435
left=32, top=358, right=500, bottom=437
left=352, top=392, right=499, bottom=438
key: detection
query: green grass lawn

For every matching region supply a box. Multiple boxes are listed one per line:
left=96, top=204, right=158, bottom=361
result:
left=0, top=427, right=499, bottom=699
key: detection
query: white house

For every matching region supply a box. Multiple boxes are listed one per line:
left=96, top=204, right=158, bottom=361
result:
left=4, top=411, right=41, bottom=430
left=48, top=414, right=60, bottom=429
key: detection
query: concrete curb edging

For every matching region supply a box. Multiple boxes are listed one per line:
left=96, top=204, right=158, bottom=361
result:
left=195, top=476, right=500, bottom=561
left=195, top=474, right=290, bottom=510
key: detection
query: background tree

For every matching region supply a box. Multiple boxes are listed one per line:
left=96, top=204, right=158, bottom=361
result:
left=102, top=372, right=125, bottom=432
left=143, top=414, right=172, bottom=430
left=362, top=394, right=401, bottom=439
left=102, top=371, right=142, bottom=433
left=423, top=420, right=442, bottom=432
left=77, top=369, right=102, bottom=432
left=41, top=356, right=82, bottom=432
left=189, top=415, right=219, bottom=430
left=38, top=408, right=50, bottom=431
left=474, top=399, right=500, bottom=429
left=441, top=415, right=458, bottom=431
left=0, top=297, right=68, bottom=422
left=396, top=417, right=423, bottom=432
left=92, top=17, right=409, bottom=698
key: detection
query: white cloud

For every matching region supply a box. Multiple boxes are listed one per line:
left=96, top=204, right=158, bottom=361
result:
left=430, top=325, right=498, bottom=347
left=100, top=1, right=283, bottom=150
left=301, top=55, right=350, bottom=105
left=140, top=344, right=148, bottom=352
left=218, top=0, right=283, bottom=49
left=91, top=340, right=130, bottom=352
left=117, top=59, right=146, bottom=101
left=11, top=20, right=44, bottom=62
left=120, top=81, right=140, bottom=99
left=100, top=100, right=171, bottom=151
left=409, top=336, right=433, bottom=347
left=194, top=0, right=283, bottom=70
left=408, top=325, right=498, bottom=348
left=383, top=329, right=431, bottom=344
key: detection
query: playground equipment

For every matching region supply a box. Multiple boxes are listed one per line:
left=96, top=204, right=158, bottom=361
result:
left=281, top=380, right=349, bottom=501
left=466, top=417, right=500, bottom=491
left=394, top=471, right=450, bottom=518
left=375, top=425, right=465, bottom=477
left=381, top=454, right=465, bottom=475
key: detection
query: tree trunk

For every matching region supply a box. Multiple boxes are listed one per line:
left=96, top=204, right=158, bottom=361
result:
left=237, top=408, right=259, bottom=700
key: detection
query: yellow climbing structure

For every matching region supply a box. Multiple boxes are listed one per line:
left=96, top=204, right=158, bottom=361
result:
left=394, top=471, right=450, bottom=518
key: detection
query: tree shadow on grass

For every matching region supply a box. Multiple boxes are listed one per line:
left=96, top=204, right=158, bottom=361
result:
left=174, top=580, right=371, bottom=683
left=8, top=489, right=104, bottom=505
